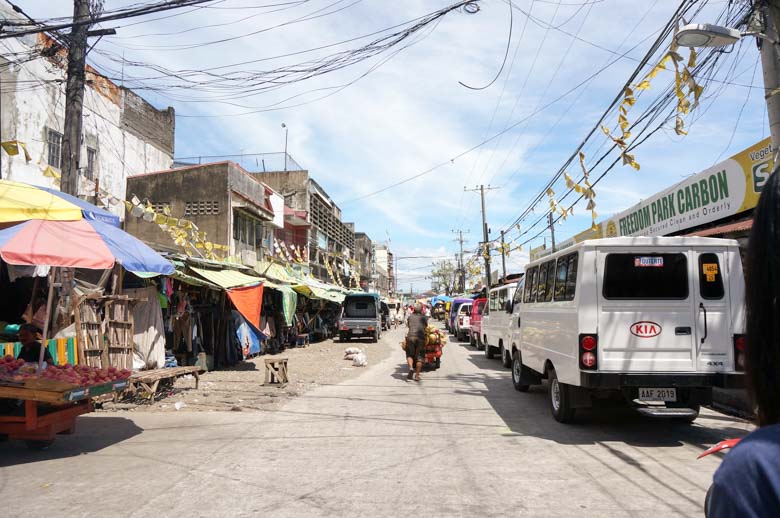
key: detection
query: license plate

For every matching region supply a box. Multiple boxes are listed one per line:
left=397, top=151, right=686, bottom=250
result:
left=639, top=388, right=677, bottom=402
left=353, top=329, right=362, bottom=334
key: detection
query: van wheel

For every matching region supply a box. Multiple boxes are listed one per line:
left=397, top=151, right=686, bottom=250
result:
left=512, top=351, right=530, bottom=392
left=484, top=340, right=494, bottom=359
left=500, top=345, right=511, bottom=368
left=469, top=335, right=476, bottom=347
left=372, top=332, right=378, bottom=343
left=548, top=368, right=575, bottom=423
left=476, top=337, right=484, bottom=351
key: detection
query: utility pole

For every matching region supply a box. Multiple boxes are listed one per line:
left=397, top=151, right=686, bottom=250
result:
left=758, top=1, right=780, bottom=160
left=60, top=0, right=92, bottom=196
left=499, top=229, right=507, bottom=281
left=465, top=185, right=499, bottom=291
left=548, top=212, right=556, bottom=253
left=451, top=229, right=469, bottom=293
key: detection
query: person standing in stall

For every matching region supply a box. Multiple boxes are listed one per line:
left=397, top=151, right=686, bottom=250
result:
left=16, top=324, right=52, bottom=364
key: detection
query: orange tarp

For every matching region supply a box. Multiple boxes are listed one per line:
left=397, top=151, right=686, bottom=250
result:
left=227, top=284, right=264, bottom=330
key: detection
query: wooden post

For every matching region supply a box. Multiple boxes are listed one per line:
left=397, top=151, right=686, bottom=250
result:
left=37, top=268, right=56, bottom=372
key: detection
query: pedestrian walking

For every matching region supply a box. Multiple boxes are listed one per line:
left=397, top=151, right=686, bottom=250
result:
left=707, top=166, right=780, bottom=517
left=405, top=303, right=428, bottom=382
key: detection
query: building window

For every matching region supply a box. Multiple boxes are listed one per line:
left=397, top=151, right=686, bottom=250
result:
left=185, top=200, right=220, bottom=216
left=85, top=147, right=97, bottom=180
left=46, top=128, right=62, bottom=169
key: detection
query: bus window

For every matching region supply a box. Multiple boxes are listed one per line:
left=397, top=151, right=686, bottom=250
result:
left=699, top=253, right=724, bottom=300
left=536, top=263, right=548, bottom=302
left=525, top=266, right=538, bottom=303
left=564, top=253, right=578, bottom=301
left=544, top=261, right=555, bottom=302
left=554, top=256, right=568, bottom=300
left=603, top=253, right=688, bottom=300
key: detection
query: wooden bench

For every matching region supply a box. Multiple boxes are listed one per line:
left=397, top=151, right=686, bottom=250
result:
left=128, top=366, right=203, bottom=402
left=264, top=357, right=288, bottom=385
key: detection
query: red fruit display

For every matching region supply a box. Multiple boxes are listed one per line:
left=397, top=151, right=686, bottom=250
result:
left=0, top=360, right=131, bottom=388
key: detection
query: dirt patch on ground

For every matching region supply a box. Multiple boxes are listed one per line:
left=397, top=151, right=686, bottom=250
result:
left=99, top=328, right=400, bottom=413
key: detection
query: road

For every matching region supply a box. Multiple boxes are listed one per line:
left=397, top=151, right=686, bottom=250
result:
left=0, top=326, right=752, bottom=517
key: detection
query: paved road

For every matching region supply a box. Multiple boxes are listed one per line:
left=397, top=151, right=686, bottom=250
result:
left=1, top=326, right=752, bottom=517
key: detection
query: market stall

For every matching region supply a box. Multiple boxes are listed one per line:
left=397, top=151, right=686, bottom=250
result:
left=0, top=180, right=173, bottom=447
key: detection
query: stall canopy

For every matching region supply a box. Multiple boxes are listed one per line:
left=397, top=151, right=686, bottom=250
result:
left=292, top=284, right=345, bottom=303
left=190, top=267, right=261, bottom=289
left=0, top=179, right=119, bottom=226
left=0, top=218, right=174, bottom=275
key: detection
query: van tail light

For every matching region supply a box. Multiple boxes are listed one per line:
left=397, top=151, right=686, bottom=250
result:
left=367, top=326, right=375, bottom=331
left=459, top=317, right=464, bottom=325
left=579, top=334, right=598, bottom=370
left=733, top=334, right=746, bottom=372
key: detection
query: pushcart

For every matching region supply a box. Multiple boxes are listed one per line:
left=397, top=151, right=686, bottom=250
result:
left=0, top=379, right=128, bottom=450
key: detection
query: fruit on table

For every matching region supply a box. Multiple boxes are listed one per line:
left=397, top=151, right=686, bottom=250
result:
left=0, top=357, right=131, bottom=387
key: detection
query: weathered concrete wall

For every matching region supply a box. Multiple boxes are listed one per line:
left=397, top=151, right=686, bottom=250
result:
left=0, top=9, right=174, bottom=220
left=255, top=170, right=310, bottom=212
left=126, top=164, right=230, bottom=252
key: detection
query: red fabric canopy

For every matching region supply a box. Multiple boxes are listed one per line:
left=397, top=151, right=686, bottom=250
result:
left=227, top=284, right=264, bottom=330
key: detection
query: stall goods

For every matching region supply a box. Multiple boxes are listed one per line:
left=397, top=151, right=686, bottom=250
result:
left=0, top=356, right=130, bottom=388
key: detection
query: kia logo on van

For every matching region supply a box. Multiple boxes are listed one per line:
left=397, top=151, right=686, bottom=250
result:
left=630, top=321, right=662, bottom=338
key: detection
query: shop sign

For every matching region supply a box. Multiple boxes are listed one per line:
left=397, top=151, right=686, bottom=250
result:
left=532, top=138, right=773, bottom=262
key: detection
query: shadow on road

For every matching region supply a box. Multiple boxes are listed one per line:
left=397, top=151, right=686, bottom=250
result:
left=0, top=416, right=143, bottom=467
left=454, top=345, right=749, bottom=451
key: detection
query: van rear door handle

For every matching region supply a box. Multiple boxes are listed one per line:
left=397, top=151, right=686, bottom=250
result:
left=675, top=327, right=691, bottom=335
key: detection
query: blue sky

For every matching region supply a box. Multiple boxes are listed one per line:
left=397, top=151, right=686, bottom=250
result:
left=18, top=1, right=769, bottom=291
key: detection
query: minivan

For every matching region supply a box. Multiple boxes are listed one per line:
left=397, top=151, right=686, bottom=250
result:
left=481, top=281, right=520, bottom=364
left=509, top=237, right=745, bottom=423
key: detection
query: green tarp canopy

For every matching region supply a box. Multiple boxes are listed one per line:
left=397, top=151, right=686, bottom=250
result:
left=190, top=267, right=262, bottom=289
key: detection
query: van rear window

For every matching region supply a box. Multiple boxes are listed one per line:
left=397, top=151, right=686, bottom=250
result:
left=603, top=253, right=688, bottom=300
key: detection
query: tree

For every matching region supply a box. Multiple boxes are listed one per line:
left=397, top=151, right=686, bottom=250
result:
left=430, top=260, right=458, bottom=296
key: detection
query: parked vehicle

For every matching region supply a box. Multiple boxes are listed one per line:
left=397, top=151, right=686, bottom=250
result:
left=509, top=237, right=745, bottom=423
left=481, top=281, right=520, bottom=364
left=339, top=293, right=382, bottom=343
left=447, top=298, right=472, bottom=334
left=454, top=302, right=472, bottom=342
left=380, top=300, right=390, bottom=331
left=469, top=297, right=487, bottom=349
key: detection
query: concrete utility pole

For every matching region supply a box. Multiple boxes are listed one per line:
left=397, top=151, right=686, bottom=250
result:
left=451, top=229, right=469, bottom=293
left=465, top=185, right=499, bottom=291
left=548, top=212, right=556, bottom=253
left=759, top=0, right=780, bottom=159
left=60, top=0, right=92, bottom=196
left=499, top=229, right=507, bottom=281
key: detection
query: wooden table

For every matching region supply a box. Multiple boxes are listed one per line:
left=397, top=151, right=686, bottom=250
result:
left=127, top=366, right=203, bottom=402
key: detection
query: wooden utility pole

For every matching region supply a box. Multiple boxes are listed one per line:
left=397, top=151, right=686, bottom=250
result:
left=465, top=185, right=499, bottom=290
left=548, top=212, right=556, bottom=253
left=500, top=229, right=507, bottom=281
left=60, top=0, right=92, bottom=196
left=451, top=229, right=469, bottom=293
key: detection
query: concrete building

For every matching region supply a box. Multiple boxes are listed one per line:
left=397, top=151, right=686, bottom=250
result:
left=373, top=244, right=397, bottom=296
left=257, top=164, right=355, bottom=283
left=125, top=161, right=284, bottom=266
left=0, top=5, right=174, bottom=218
left=354, top=232, right=373, bottom=291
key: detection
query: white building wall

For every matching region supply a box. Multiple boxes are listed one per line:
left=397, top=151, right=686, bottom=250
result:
left=0, top=15, right=173, bottom=219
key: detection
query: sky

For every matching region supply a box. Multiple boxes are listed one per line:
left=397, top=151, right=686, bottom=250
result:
left=15, top=0, right=770, bottom=293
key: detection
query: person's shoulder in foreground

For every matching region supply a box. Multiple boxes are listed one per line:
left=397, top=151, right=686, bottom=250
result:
left=708, top=423, right=780, bottom=517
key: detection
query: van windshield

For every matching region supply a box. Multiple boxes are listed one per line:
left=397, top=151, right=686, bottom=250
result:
left=603, top=253, right=688, bottom=300
left=343, top=297, right=377, bottom=318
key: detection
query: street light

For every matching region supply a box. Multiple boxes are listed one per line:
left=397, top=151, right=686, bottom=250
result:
left=674, top=23, right=741, bottom=48
left=673, top=7, right=780, bottom=160
left=281, top=122, right=288, bottom=171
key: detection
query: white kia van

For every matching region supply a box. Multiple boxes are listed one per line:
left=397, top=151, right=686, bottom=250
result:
left=482, top=281, right=519, bottom=365
left=509, top=236, right=745, bottom=423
